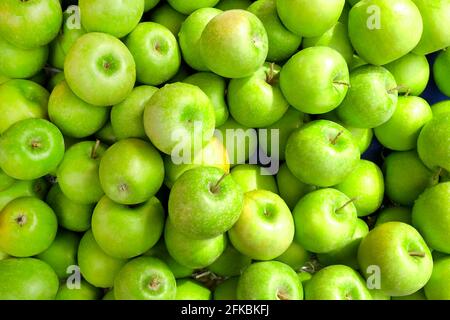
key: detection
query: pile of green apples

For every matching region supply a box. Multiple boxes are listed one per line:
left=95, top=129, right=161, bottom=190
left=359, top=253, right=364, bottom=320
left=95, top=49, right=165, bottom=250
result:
left=0, top=0, right=450, bottom=301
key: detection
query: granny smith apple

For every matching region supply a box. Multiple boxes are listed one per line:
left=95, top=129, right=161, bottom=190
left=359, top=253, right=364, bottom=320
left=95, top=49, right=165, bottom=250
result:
left=176, top=279, right=211, bottom=300
left=424, top=257, right=450, bottom=300
left=208, top=244, right=252, bottom=277
left=275, top=241, right=310, bottom=271
left=0, top=197, right=57, bottom=257
left=384, top=151, right=439, bottom=206
left=230, top=164, right=278, bottom=194
left=95, top=122, right=118, bottom=146
left=358, top=222, right=433, bottom=296
left=167, top=0, right=220, bottom=14
left=79, top=0, right=144, bottom=38
left=391, top=289, right=427, bottom=300
left=214, top=277, right=239, bottom=300
left=0, top=118, right=64, bottom=180
left=64, top=32, right=136, bottom=106
left=56, top=279, right=102, bottom=300
left=144, top=0, right=160, bottom=11
left=432, top=100, right=450, bottom=117
left=370, top=289, right=391, bottom=300
left=148, top=3, right=187, bottom=36
left=229, top=190, right=295, bottom=260
left=47, top=72, right=65, bottom=92
left=0, top=178, right=48, bottom=212
left=375, top=207, right=412, bottom=226
left=102, top=290, right=115, bottom=300
left=0, top=168, right=15, bottom=192
left=412, top=182, right=450, bottom=254
left=349, top=54, right=368, bottom=70
left=434, top=49, right=450, bottom=97
left=280, top=47, right=349, bottom=114
left=374, top=96, right=432, bottom=151
left=285, top=120, right=360, bottom=187
left=216, top=0, right=252, bottom=10
left=199, top=10, right=268, bottom=78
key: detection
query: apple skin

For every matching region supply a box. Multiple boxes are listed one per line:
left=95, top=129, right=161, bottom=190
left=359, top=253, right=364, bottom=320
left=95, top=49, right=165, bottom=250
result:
left=0, top=0, right=63, bottom=49
left=0, top=35, right=48, bottom=79
left=200, top=10, right=269, bottom=79
left=48, top=81, right=109, bottom=139
left=285, top=120, right=360, bottom=187
left=0, top=168, right=15, bottom=192
left=168, top=166, right=243, bottom=239
left=280, top=47, right=349, bottom=114
left=99, top=139, right=165, bottom=205
left=0, top=179, right=48, bottom=212
left=412, top=0, right=450, bottom=55
left=0, top=258, right=59, bottom=300
left=293, top=188, right=358, bottom=253
left=214, top=277, right=239, bottom=300
left=335, top=160, right=384, bottom=217
left=114, top=256, right=177, bottom=300
left=148, top=4, right=187, bottom=36
left=432, top=100, right=450, bottom=117
left=384, top=151, right=439, bottom=206
left=228, top=62, right=289, bottom=128
left=358, top=222, right=433, bottom=297
left=164, top=218, right=227, bottom=269
left=424, top=257, right=450, bottom=300
left=248, top=0, right=302, bottom=62
left=276, top=0, right=345, bottom=37
left=47, top=72, right=65, bottom=92
left=57, top=141, right=107, bottom=205
left=64, top=32, right=136, bottom=107
left=275, top=241, right=311, bottom=271
left=77, top=230, right=128, bottom=288
left=228, top=190, right=295, bottom=261
left=305, top=265, right=372, bottom=300
left=102, top=290, right=115, bottom=300
left=412, top=182, right=450, bottom=254
left=0, top=118, right=65, bottom=180
left=37, top=229, right=80, bottom=279
left=0, top=79, right=49, bottom=135
left=126, top=22, right=181, bottom=86
left=179, top=8, right=222, bottom=71
left=237, top=261, right=303, bottom=300
left=56, top=279, right=102, bottom=300
left=384, top=53, right=430, bottom=96
left=216, top=0, right=252, bottom=9
left=167, top=0, right=220, bottom=14
left=374, top=96, right=432, bottom=151
left=348, top=0, right=423, bottom=66
left=95, top=122, right=118, bottom=146
left=337, top=66, right=398, bottom=128
left=144, top=0, right=160, bottom=12
left=79, top=0, right=144, bottom=38
left=434, top=49, right=450, bottom=97
left=208, top=244, right=252, bottom=277
left=230, top=164, right=278, bottom=194
left=111, top=86, right=158, bottom=140
left=176, top=279, right=211, bottom=300
left=375, top=207, right=412, bottom=227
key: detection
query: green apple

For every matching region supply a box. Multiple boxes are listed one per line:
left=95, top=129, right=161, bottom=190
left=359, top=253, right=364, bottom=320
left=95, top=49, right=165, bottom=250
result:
left=148, top=3, right=187, bottom=36
left=47, top=72, right=65, bottom=92
left=168, top=166, right=243, bottom=239
left=178, top=8, right=222, bottom=71
left=305, top=265, right=372, bottom=300
left=0, top=258, right=59, bottom=300
left=293, top=188, right=357, bottom=253
left=384, top=151, right=439, bottom=206
left=95, top=122, right=117, bottom=146
left=0, top=79, right=49, bottom=135
left=48, top=81, right=109, bottom=138
left=144, top=82, right=216, bottom=155
left=64, top=32, right=136, bottom=106
left=276, top=163, right=316, bottom=210
left=230, top=164, right=278, bottom=194
left=78, top=230, right=128, bottom=288
left=280, top=47, right=349, bottom=114
left=374, top=96, right=432, bottom=151
left=114, top=256, right=177, bottom=300
left=0, top=0, right=63, bottom=49
left=183, top=72, right=229, bottom=127
left=228, top=62, right=289, bottom=128
left=216, top=0, right=252, bottom=10
left=349, top=54, right=368, bottom=70
left=432, top=100, right=450, bottom=117
left=56, top=279, right=102, bottom=300
left=57, top=141, right=107, bottom=204
left=0, top=168, right=15, bottom=192
left=275, top=241, right=310, bottom=271
left=0, top=178, right=48, bottom=212
left=0, top=73, right=9, bottom=85
left=285, top=120, right=360, bottom=187
left=317, top=219, right=369, bottom=269
left=0, top=250, right=8, bottom=261
left=0, top=118, right=64, bottom=180
left=200, top=10, right=268, bottom=78
left=369, top=289, right=391, bottom=300
left=248, top=0, right=302, bottom=62
left=79, top=0, right=144, bottom=38
left=412, top=182, right=450, bottom=254
left=144, top=0, right=160, bottom=12
left=0, top=197, right=57, bottom=257
left=348, top=0, right=423, bottom=65
left=175, top=279, right=211, bottom=300
left=358, top=222, right=433, bottom=296
left=228, top=190, right=295, bottom=260
left=335, top=160, right=384, bottom=217
left=276, top=0, right=345, bottom=37
left=434, top=49, right=450, bottom=97
left=214, top=277, right=239, bottom=300
left=126, top=22, right=180, bottom=86
left=167, top=0, right=220, bottom=14
left=208, top=244, right=252, bottom=277
left=237, top=261, right=302, bottom=300
left=392, top=289, right=427, bottom=300
left=412, top=0, right=450, bottom=55
left=164, top=218, right=227, bottom=269
left=424, top=257, right=450, bottom=300
left=92, top=196, right=165, bottom=259
left=0, top=35, right=48, bottom=79
left=303, top=22, right=353, bottom=64
left=337, top=66, right=398, bottom=128
left=99, top=138, right=164, bottom=205
left=384, top=53, right=430, bottom=96
left=375, top=207, right=412, bottom=226
left=102, top=290, right=115, bottom=300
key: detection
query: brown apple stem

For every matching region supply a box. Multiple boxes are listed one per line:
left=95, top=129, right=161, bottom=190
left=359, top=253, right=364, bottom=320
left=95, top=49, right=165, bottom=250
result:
left=409, top=251, right=426, bottom=258
left=333, top=81, right=351, bottom=88
left=91, top=139, right=101, bottom=159
left=336, top=197, right=358, bottom=212
left=330, top=130, right=344, bottom=145
left=387, top=85, right=408, bottom=94
left=265, top=62, right=276, bottom=85
left=194, top=271, right=212, bottom=279
left=433, top=167, right=443, bottom=180
left=277, top=290, right=290, bottom=300
left=404, top=87, right=411, bottom=97
left=210, top=173, right=229, bottom=194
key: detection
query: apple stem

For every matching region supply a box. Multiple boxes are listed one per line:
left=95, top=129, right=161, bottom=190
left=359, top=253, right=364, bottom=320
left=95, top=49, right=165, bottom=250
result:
left=336, top=197, right=357, bottom=212
left=333, top=81, right=351, bottom=88
left=330, top=130, right=344, bottom=145
left=90, top=140, right=101, bottom=159
left=210, top=173, right=229, bottom=194
left=409, top=251, right=426, bottom=258
left=277, top=290, right=290, bottom=300
left=433, top=167, right=443, bottom=180
left=265, top=62, right=277, bottom=85
left=194, top=270, right=212, bottom=279
left=387, top=85, right=408, bottom=94
left=404, top=87, right=411, bottom=97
